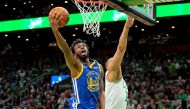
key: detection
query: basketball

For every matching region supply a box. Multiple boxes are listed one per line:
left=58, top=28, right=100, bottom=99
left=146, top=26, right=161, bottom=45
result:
left=49, top=7, right=69, bottom=28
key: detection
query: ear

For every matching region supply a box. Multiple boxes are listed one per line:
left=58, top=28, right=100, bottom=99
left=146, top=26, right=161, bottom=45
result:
left=73, top=53, right=77, bottom=57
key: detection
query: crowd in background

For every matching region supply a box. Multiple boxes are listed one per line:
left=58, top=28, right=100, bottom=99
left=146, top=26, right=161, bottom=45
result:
left=0, top=45, right=190, bottom=109
left=124, top=46, right=190, bottom=109
left=0, top=54, right=69, bottom=108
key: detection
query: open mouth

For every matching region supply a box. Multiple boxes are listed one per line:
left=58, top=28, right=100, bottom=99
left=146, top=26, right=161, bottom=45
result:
left=81, top=50, right=86, bottom=55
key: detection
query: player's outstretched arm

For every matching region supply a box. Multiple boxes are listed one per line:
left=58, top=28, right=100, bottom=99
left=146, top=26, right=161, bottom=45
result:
left=49, top=12, right=81, bottom=78
left=107, top=16, right=134, bottom=82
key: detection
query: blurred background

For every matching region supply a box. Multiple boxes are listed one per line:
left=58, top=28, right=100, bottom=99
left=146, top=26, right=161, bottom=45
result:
left=0, top=0, right=190, bottom=109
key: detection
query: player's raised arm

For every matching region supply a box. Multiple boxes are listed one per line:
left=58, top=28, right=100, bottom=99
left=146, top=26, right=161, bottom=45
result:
left=107, top=16, right=134, bottom=82
left=49, top=8, right=81, bottom=78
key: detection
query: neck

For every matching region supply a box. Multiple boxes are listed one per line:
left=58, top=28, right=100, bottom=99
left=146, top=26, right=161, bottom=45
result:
left=81, top=58, right=92, bottom=66
left=82, top=58, right=88, bottom=63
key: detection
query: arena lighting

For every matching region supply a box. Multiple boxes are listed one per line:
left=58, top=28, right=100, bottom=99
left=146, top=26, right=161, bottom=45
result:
left=0, top=3, right=190, bottom=32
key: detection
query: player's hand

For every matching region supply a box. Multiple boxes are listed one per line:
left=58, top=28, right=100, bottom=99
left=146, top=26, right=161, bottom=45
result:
left=49, top=11, right=62, bottom=31
left=125, top=16, right=134, bottom=28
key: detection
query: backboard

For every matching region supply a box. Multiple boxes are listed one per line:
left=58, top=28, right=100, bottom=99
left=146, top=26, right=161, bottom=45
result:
left=101, top=0, right=183, bottom=26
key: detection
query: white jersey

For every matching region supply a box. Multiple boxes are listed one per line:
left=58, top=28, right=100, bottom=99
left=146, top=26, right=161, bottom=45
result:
left=105, top=71, right=128, bottom=109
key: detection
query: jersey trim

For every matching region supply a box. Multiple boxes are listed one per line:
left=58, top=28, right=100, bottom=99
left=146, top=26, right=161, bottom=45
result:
left=72, top=78, right=80, bottom=108
left=89, top=61, right=96, bottom=68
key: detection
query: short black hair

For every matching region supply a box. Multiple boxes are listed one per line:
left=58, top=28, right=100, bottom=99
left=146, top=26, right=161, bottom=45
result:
left=70, top=39, right=88, bottom=54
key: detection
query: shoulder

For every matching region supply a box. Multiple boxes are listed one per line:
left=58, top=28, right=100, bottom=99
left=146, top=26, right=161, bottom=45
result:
left=98, top=63, right=104, bottom=77
left=91, top=59, right=104, bottom=75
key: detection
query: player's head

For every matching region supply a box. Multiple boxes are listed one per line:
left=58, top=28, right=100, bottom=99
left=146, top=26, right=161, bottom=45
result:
left=105, top=57, right=113, bottom=71
left=70, top=39, right=89, bottom=61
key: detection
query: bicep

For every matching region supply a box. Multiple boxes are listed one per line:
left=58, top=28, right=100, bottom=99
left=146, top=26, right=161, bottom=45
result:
left=107, top=48, right=124, bottom=82
left=99, top=64, right=105, bottom=108
left=110, top=47, right=126, bottom=70
left=99, top=64, right=104, bottom=91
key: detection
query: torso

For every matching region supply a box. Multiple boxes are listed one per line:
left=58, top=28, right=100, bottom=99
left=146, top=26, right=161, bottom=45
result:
left=68, top=60, right=101, bottom=109
left=105, top=71, right=128, bottom=109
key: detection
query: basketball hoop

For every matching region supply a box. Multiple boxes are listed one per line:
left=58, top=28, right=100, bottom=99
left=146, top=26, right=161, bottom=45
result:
left=71, top=0, right=107, bottom=37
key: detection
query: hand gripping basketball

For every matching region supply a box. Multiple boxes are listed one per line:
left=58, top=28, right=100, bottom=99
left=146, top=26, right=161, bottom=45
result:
left=49, top=7, right=69, bottom=28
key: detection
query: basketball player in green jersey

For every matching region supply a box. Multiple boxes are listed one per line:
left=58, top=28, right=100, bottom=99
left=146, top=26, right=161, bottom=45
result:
left=105, top=16, right=134, bottom=109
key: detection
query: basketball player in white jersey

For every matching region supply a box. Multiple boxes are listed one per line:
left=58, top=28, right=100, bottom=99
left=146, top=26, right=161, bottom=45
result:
left=105, top=16, right=134, bottom=109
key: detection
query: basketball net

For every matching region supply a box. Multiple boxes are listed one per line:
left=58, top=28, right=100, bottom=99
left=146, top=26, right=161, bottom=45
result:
left=72, top=0, right=107, bottom=37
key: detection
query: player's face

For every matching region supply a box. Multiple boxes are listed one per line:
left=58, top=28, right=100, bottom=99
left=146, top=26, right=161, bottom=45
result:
left=74, top=42, right=89, bottom=61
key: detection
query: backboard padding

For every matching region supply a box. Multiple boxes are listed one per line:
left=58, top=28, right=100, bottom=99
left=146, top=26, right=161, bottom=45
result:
left=101, top=0, right=156, bottom=26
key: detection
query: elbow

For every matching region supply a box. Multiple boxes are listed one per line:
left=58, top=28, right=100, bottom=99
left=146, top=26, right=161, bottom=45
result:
left=118, top=46, right=126, bottom=52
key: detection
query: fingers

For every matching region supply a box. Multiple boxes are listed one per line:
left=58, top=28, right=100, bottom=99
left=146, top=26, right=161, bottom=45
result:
left=53, top=12, right=59, bottom=24
left=127, top=16, right=134, bottom=23
left=128, top=15, right=134, bottom=20
left=50, top=11, right=62, bottom=25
